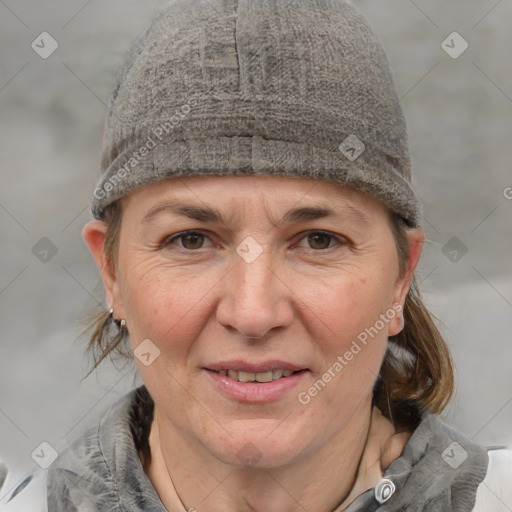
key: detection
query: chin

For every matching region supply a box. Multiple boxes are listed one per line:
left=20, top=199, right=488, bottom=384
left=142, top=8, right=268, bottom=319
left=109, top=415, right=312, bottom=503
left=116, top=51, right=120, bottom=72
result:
left=201, top=423, right=309, bottom=469
left=217, top=443, right=301, bottom=470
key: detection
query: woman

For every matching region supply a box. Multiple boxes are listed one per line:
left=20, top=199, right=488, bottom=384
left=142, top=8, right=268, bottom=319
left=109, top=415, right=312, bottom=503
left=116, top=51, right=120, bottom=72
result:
left=2, top=0, right=510, bottom=510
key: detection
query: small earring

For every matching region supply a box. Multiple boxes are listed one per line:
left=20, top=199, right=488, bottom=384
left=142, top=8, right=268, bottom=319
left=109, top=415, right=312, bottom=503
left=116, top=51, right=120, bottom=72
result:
left=109, top=307, right=126, bottom=330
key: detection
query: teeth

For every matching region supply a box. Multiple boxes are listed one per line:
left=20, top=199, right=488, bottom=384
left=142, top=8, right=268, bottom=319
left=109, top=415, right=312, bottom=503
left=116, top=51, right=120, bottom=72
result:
left=255, top=371, right=273, bottom=383
left=238, top=371, right=256, bottom=382
left=217, top=369, right=297, bottom=382
left=272, top=369, right=284, bottom=379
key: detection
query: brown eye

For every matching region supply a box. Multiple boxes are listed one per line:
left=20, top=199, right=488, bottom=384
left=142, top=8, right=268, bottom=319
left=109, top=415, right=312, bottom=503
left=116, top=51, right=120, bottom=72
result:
left=307, top=232, right=337, bottom=250
left=163, top=231, right=212, bottom=251
left=180, top=233, right=205, bottom=250
left=294, top=231, right=343, bottom=251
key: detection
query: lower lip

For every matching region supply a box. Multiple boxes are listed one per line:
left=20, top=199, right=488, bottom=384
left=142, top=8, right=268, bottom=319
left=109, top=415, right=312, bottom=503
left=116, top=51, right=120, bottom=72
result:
left=204, top=369, right=309, bottom=402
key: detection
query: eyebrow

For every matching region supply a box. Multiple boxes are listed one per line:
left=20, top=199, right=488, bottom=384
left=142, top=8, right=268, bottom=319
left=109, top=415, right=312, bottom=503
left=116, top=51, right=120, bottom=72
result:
left=141, top=200, right=370, bottom=228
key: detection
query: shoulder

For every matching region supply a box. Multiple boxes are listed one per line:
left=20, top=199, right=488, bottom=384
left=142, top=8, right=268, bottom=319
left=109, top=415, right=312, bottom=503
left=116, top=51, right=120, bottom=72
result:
left=380, top=413, right=502, bottom=510
left=473, top=447, right=512, bottom=511
left=0, top=387, right=149, bottom=512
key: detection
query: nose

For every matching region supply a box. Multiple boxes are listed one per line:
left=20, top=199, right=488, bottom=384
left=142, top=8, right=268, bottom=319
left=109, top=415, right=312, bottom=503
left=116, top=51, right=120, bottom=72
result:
left=215, top=245, right=294, bottom=340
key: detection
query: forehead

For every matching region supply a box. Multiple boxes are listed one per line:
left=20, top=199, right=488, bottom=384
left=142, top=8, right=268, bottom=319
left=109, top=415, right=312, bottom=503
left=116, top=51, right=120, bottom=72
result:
left=121, top=174, right=389, bottom=224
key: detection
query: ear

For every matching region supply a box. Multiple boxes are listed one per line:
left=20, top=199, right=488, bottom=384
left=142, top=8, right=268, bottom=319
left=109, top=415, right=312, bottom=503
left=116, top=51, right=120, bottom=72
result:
left=82, top=220, right=123, bottom=315
left=388, top=228, right=425, bottom=336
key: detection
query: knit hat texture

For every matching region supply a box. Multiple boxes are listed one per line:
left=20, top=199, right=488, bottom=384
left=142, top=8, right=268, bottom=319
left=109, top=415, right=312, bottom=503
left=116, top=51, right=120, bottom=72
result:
left=91, top=0, right=423, bottom=227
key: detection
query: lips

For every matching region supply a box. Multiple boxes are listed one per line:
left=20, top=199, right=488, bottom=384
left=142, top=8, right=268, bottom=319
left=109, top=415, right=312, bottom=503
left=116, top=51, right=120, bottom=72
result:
left=204, top=360, right=307, bottom=385
left=204, top=363, right=309, bottom=402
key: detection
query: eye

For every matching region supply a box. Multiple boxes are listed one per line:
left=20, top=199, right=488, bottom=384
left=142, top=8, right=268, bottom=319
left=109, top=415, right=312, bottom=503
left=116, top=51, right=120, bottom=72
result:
left=295, top=231, right=344, bottom=250
left=162, top=230, right=213, bottom=251
left=161, top=229, right=345, bottom=252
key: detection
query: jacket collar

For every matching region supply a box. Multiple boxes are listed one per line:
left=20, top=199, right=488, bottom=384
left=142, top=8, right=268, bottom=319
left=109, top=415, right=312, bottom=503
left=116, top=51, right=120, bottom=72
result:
left=342, top=412, right=489, bottom=511
left=47, top=386, right=489, bottom=511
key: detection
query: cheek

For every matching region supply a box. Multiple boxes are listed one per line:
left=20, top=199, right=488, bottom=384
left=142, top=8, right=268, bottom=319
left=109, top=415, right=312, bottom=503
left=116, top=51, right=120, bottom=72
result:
left=118, top=256, right=220, bottom=364
left=303, top=267, right=396, bottom=404
left=316, top=264, right=397, bottom=343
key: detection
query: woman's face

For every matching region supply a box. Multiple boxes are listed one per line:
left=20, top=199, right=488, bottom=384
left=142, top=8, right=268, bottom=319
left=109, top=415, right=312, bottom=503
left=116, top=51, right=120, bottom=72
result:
left=86, top=175, right=423, bottom=468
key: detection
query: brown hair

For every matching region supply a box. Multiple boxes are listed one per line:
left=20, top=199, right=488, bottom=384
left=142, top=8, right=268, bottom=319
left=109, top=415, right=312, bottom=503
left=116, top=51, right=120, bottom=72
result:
left=82, top=199, right=454, bottom=431
left=375, top=214, right=455, bottom=429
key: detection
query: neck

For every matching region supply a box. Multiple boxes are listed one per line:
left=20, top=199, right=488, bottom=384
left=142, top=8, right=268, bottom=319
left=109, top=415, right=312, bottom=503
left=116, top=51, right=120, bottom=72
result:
left=144, top=398, right=410, bottom=512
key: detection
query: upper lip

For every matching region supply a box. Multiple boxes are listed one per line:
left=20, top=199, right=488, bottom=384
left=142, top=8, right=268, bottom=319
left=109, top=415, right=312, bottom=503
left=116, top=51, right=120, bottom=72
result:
left=205, top=360, right=307, bottom=373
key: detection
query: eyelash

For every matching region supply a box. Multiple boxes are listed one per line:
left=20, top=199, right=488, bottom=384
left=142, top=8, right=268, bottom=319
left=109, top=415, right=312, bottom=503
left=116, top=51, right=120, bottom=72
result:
left=161, top=230, right=346, bottom=252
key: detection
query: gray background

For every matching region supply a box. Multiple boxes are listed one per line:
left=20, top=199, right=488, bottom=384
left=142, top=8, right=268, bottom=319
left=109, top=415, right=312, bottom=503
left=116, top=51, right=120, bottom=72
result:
left=1, top=0, right=511, bottom=496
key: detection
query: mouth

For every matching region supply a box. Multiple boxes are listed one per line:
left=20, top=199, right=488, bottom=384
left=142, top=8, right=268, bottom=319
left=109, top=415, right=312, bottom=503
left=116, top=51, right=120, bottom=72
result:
left=208, top=368, right=299, bottom=383
left=203, top=361, right=309, bottom=402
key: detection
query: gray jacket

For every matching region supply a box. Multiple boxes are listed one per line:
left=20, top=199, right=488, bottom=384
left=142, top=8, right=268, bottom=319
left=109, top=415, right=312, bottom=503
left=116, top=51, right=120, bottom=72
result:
left=1, top=386, right=511, bottom=511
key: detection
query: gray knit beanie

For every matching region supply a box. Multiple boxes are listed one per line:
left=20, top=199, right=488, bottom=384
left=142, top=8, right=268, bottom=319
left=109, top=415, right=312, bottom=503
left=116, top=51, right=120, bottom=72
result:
left=91, top=0, right=423, bottom=227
